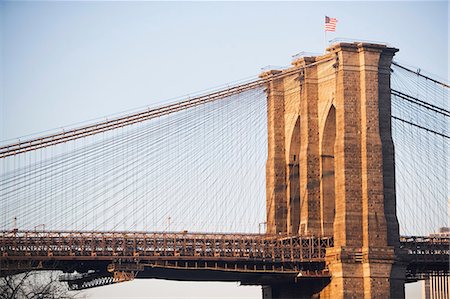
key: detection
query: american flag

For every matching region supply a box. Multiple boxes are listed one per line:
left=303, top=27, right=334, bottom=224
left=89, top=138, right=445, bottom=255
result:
left=325, top=16, right=337, bottom=32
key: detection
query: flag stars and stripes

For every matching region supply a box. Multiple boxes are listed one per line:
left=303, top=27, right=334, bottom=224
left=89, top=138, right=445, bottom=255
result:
left=325, top=16, right=338, bottom=32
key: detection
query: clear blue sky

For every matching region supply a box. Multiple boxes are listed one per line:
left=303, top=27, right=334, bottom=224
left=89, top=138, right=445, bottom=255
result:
left=0, top=1, right=447, bottom=298
left=1, top=1, right=448, bottom=141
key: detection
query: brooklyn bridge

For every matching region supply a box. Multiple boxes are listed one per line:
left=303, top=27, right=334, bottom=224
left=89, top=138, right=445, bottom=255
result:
left=0, top=42, right=449, bottom=298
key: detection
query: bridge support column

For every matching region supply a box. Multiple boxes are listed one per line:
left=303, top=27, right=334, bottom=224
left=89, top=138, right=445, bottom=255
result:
left=263, top=42, right=403, bottom=298
left=317, top=43, right=402, bottom=299
left=262, top=281, right=328, bottom=299
left=322, top=247, right=401, bottom=298
left=262, top=284, right=308, bottom=299
left=263, top=58, right=323, bottom=236
left=264, top=70, right=287, bottom=235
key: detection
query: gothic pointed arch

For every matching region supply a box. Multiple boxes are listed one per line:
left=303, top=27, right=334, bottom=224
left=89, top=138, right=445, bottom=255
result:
left=287, top=116, right=301, bottom=234
left=320, top=105, right=336, bottom=236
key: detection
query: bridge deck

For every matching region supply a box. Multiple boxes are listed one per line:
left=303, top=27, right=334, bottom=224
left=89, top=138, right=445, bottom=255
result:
left=1, top=231, right=448, bottom=288
left=1, top=231, right=332, bottom=262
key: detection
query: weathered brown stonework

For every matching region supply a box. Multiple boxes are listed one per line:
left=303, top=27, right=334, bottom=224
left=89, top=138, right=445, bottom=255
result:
left=263, top=42, right=403, bottom=298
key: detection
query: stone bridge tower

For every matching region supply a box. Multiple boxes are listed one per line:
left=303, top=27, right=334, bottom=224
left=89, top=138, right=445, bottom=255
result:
left=263, top=42, right=404, bottom=298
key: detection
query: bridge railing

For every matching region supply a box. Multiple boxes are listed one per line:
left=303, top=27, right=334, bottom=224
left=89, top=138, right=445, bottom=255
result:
left=0, top=231, right=334, bottom=262
left=400, top=236, right=450, bottom=262
left=2, top=232, right=448, bottom=266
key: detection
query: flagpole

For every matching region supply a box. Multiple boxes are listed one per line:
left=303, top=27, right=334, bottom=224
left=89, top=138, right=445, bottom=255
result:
left=324, top=16, right=337, bottom=53
left=323, top=15, right=327, bottom=54
left=323, top=15, right=326, bottom=53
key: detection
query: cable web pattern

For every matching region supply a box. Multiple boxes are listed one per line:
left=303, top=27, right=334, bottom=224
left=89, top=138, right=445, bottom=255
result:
left=391, top=63, right=449, bottom=236
left=0, top=87, right=267, bottom=233
left=1, top=62, right=448, bottom=238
